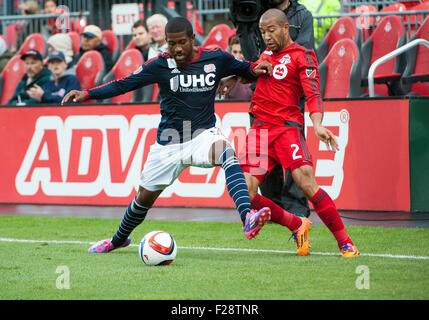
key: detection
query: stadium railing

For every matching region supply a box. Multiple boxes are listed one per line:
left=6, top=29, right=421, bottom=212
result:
left=313, top=9, right=429, bottom=47
left=368, top=37, right=429, bottom=96
left=341, top=0, right=425, bottom=12
left=0, top=11, right=89, bottom=48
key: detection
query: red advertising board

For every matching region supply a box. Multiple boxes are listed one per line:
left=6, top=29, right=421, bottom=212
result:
left=0, top=100, right=410, bottom=210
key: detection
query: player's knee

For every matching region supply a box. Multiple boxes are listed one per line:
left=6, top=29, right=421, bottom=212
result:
left=213, top=142, right=235, bottom=165
left=292, top=166, right=318, bottom=198
left=244, top=173, right=259, bottom=201
left=136, top=186, right=161, bottom=207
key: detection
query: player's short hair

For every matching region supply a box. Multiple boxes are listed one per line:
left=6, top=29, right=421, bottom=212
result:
left=165, top=17, right=193, bottom=37
left=260, top=8, right=289, bottom=26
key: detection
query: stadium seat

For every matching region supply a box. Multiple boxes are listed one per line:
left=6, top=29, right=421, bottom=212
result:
left=75, top=50, right=105, bottom=103
left=17, top=33, right=47, bottom=57
left=316, top=16, right=363, bottom=63
left=5, top=23, right=21, bottom=49
left=101, top=30, right=120, bottom=63
left=379, top=2, right=407, bottom=13
left=101, top=49, right=144, bottom=103
left=0, top=55, right=26, bottom=105
left=319, top=39, right=361, bottom=98
left=125, top=39, right=136, bottom=51
left=404, top=3, right=429, bottom=38
left=202, top=24, right=231, bottom=51
left=360, top=15, right=407, bottom=96
left=67, top=31, right=80, bottom=55
left=350, top=4, right=377, bottom=42
left=401, top=16, right=429, bottom=96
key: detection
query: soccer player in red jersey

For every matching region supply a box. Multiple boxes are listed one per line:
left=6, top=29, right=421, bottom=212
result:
left=240, top=8, right=359, bottom=257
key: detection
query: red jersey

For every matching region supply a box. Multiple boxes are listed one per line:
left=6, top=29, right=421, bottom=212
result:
left=250, top=42, right=323, bottom=127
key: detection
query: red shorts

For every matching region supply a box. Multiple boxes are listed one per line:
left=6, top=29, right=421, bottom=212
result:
left=239, top=121, right=312, bottom=183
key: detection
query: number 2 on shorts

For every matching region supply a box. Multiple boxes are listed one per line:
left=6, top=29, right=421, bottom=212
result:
left=291, top=144, right=302, bottom=160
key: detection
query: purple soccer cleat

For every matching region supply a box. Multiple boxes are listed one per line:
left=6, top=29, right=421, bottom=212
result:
left=242, top=207, right=271, bottom=239
left=88, top=237, right=131, bottom=253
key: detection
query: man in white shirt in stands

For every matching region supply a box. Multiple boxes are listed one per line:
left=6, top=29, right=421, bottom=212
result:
left=147, top=13, right=169, bottom=60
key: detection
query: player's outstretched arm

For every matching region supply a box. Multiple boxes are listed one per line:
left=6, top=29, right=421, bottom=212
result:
left=310, top=112, right=339, bottom=152
left=61, top=90, right=88, bottom=105
left=252, top=60, right=273, bottom=77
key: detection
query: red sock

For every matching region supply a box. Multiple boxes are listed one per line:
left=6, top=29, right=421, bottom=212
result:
left=251, top=193, right=302, bottom=232
left=310, top=188, right=353, bottom=246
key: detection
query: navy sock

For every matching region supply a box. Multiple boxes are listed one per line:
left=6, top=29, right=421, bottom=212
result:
left=218, top=147, right=251, bottom=223
left=112, top=198, right=149, bottom=246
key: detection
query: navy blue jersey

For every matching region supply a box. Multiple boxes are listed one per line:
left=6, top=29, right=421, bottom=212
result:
left=87, top=47, right=256, bottom=145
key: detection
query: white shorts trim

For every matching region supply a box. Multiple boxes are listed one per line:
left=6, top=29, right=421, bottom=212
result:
left=140, top=127, right=228, bottom=191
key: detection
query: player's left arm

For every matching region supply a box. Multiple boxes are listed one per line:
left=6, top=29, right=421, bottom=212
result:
left=299, top=50, right=339, bottom=152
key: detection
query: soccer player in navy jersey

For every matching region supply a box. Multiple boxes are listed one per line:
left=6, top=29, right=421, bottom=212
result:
left=62, top=17, right=273, bottom=253
left=236, top=9, right=359, bottom=257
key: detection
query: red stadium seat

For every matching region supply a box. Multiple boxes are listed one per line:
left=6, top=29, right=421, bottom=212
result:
left=102, top=49, right=143, bottom=103
left=5, top=23, right=21, bottom=49
left=202, top=24, right=231, bottom=51
left=350, top=4, right=377, bottom=42
left=404, top=3, right=429, bottom=38
left=401, top=16, right=429, bottom=96
left=319, top=39, right=362, bottom=98
left=17, top=33, right=47, bottom=57
left=316, top=16, right=363, bottom=63
left=360, top=15, right=407, bottom=96
left=380, top=2, right=407, bottom=13
left=125, top=39, right=136, bottom=51
left=67, top=31, right=80, bottom=55
left=0, top=55, right=26, bottom=105
left=101, top=30, right=120, bottom=63
left=75, top=50, right=105, bottom=103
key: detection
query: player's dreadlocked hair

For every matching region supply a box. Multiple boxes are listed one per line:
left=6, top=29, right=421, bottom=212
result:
left=165, top=17, right=194, bottom=37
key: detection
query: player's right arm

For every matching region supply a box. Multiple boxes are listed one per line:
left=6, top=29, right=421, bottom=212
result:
left=61, top=59, right=157, bottom=105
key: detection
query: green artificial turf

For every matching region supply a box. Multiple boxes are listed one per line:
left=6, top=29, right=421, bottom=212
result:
left=0, top=215, right=428, bottom=300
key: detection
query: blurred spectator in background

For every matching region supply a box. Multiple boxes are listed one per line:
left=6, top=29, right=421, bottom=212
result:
left=7, top=50, right=51, bottom=105
left=70, top=25, right=114, bottom=72
left=43, top=0, right=58, bottom=14
left=132, top=20, right=151, bottom=62
left=43, top=0, right=62, bottom=36
left=300, top=0, right=341, bottom=47
left=47, top=33, right=74, bottom=66
left=19, top=0, right=40, bottom=15
left=224, top=36, right=253, bottom=100
left=16, top=0, right=41, bottom=50
left=147, top=14, right=168, bottom=60
left=0, top=37, right=14, bottom=73
left=27, top=51, right=80, bottom=104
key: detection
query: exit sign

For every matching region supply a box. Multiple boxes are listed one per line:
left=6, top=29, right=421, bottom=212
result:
left=111, top=3, right=140, bottom=35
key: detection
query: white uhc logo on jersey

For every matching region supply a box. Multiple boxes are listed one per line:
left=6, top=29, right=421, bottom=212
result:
left=170, top=73, right=216, bottom=93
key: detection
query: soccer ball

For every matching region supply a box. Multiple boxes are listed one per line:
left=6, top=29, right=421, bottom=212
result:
left=139, top=231, right=177, bottom=266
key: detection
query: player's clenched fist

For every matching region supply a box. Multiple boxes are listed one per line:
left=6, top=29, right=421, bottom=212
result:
left=61, top=90, right=87, bottom=105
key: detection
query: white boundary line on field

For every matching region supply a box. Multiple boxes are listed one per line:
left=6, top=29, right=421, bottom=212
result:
left=1, top=237, right=429, bottom=260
